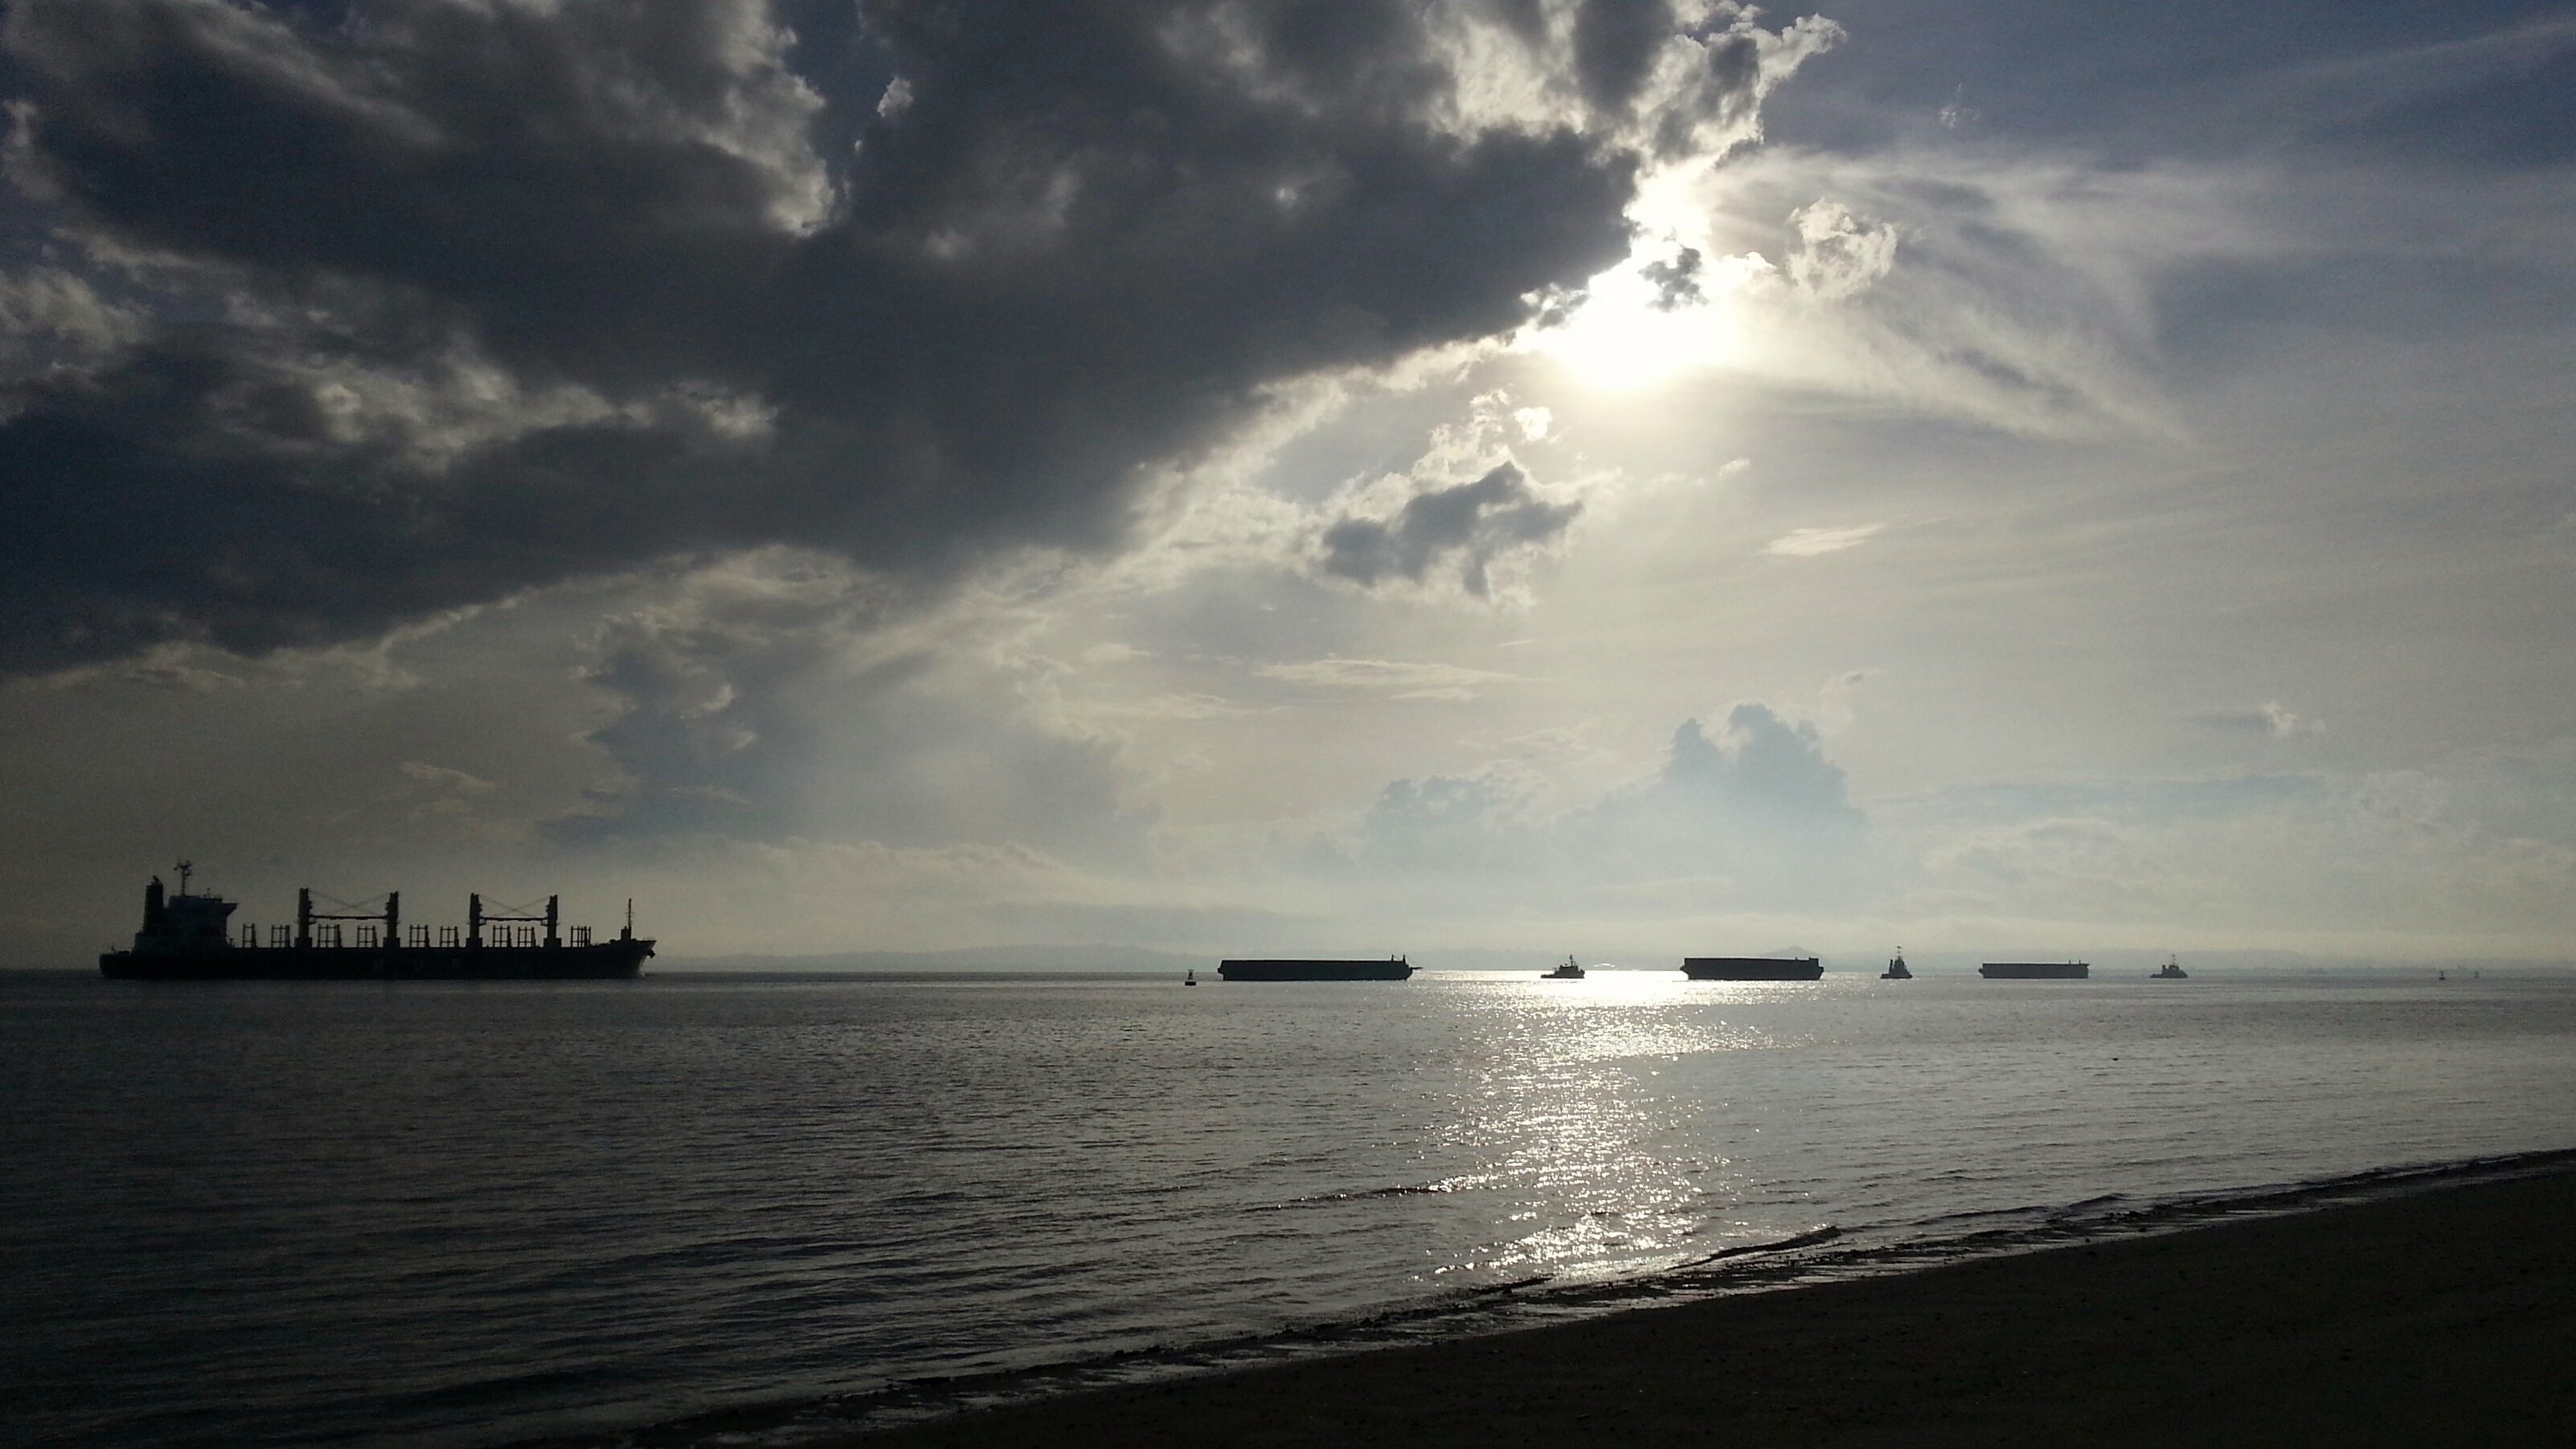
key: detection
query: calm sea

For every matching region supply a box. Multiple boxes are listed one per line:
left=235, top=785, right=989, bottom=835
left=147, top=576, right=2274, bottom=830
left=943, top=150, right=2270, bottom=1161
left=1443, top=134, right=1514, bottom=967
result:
left=6, top=968, right=2574, bottom=1447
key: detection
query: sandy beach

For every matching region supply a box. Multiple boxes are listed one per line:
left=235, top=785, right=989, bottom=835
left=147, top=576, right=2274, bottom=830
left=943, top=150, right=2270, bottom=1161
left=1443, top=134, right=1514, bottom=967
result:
left=829, top=1166, right=2576, bottom=1449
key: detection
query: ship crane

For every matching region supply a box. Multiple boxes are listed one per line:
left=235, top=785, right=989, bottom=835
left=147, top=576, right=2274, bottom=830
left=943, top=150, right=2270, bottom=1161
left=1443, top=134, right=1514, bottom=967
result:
left=470, top=893, right=561, bottom=948
left=298, top=888, right=399, bottom=949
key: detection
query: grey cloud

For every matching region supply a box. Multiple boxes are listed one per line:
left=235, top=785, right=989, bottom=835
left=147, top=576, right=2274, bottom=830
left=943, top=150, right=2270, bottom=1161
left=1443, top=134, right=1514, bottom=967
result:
left=0, top=0, right=1727, bottom=674
left=1559, top=705, right=1872, bottom=900
left=1640, top=244, right=1704, bottom=309
left=557, top=554, right=1154, bottom=858
left=1357, top=766, right=1545, bottom=873
left=1624, top=705, right=1868, bottom=833
left=1346, top=703, right=1874, bottom=907
left=1317, top=461, right=1579, bottom=598
left=1571, top=0, right=1675, bottom=114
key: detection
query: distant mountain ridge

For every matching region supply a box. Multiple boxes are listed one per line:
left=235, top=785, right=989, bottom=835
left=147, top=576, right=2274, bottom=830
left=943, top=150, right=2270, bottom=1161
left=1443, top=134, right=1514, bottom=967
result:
left=654, top=945, right=2576, bottom=976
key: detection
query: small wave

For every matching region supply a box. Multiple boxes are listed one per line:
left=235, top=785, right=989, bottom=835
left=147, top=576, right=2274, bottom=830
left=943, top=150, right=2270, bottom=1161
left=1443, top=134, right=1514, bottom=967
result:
left=1263, top=1177, right=1493, bottom=1208
left=498, top=1147, right=2576, bottom=1449
left=1669, top=1225, right=1843, bottom=1271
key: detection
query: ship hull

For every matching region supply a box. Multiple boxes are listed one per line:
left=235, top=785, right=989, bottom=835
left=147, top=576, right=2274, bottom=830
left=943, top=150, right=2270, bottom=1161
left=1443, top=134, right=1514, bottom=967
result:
left=1980, top=962, right=2089, bottom=980
left=100, top=941, right=653, bottom=980
left=1217, top=959, right=1414, bottom=981
left=1681, top=957, right=1823, bottom=981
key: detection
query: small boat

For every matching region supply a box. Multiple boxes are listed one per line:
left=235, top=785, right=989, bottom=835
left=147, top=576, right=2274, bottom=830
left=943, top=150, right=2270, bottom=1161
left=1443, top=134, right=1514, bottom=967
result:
left=2151, top=956, right=2188, bottom=980
left=1185, top=968, right=1197, bottom=986
left=1880, top=950, right=1912, bottom=980
left=1542, top=956, right=1586, bottom=980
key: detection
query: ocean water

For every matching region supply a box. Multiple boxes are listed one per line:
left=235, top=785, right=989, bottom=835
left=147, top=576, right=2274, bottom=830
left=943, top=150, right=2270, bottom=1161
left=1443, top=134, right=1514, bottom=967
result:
left=6, top=968, right=2575, bottom=1447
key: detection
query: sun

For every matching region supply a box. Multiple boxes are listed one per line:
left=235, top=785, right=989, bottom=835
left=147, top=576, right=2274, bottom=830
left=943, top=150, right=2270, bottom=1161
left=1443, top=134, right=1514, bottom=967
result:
left=1523, top=257, right=1743, bottom=391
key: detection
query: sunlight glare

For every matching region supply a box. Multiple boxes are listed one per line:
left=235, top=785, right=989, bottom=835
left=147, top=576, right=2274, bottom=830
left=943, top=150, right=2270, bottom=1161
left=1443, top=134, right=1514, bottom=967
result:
left=1526, top=260, right=1743, bottom=392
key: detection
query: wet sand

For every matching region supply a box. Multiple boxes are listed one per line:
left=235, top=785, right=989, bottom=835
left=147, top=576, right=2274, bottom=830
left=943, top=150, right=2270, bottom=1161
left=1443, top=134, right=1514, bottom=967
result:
left=835, top=1166, right=2576, bottom=1448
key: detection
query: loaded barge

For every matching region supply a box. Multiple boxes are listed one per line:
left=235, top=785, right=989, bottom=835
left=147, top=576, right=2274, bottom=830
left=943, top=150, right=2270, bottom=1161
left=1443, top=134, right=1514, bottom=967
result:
left=1217, top=956, right=1414, bottom=981
left=99, top=864, right=653, bottom=980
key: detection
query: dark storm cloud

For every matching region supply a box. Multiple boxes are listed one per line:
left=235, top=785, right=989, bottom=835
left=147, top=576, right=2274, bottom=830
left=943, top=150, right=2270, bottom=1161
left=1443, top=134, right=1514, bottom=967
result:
left=0, top=0, right=1684, bottom=674
left=1317, top=460, right=1579, bottom=597
left=1572, top=0, right=1674, bottom=113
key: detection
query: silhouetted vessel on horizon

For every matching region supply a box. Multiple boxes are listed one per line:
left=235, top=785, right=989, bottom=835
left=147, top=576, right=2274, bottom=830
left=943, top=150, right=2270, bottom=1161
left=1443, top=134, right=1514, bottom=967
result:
left=1681, top=956, right=1823, bottom=981
left=1542, top=956, right=1587, bottom=980
left=1217, top=956, right=1413, bottom=981
left=99, top=864, right=653, bottom=980
left=2152, top=956, right=2189, bottom=980
left=1881, top=950, right=1912, bottom=980
left=1980, top=961, right=2089, bottom=980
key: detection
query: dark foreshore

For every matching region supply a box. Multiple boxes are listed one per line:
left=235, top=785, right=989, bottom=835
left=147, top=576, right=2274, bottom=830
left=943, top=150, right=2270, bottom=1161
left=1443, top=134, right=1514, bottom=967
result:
left=805, top=1164, right=2576, bottom=1449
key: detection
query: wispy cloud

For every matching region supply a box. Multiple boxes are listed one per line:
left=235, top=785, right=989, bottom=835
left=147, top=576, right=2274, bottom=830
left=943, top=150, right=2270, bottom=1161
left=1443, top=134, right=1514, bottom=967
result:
left=399, top=761, right=498, bottom=794
left=1256, top=658, right=1519, bottom=699
left=1085, top=693, right=1259, bottom=722
left=2193, top=702, right=2325, bottom=740
left=1764, top=523, right=1885, bottom=558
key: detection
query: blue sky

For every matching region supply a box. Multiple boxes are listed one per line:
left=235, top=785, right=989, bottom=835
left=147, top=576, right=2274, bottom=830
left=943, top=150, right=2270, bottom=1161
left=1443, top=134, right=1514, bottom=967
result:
left=3, top=1, right=2571, bottom=966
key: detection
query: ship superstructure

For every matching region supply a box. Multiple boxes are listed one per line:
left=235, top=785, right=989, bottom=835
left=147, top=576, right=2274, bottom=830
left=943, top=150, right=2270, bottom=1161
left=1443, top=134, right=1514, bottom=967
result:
left=99, top=865, right=653, bottom=980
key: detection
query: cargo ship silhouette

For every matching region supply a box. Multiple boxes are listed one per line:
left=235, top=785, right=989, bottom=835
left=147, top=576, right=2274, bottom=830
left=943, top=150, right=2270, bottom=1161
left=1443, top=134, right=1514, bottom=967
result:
left=99, top=863, right=653, bottom=980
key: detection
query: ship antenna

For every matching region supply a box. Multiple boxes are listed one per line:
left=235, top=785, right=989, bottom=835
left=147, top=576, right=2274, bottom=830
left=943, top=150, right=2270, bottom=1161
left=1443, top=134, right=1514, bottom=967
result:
left=176, top=859, right=194, bottom=897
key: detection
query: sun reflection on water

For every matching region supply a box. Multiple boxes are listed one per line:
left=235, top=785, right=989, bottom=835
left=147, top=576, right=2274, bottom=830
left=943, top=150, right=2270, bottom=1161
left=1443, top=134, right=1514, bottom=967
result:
left=1419, top=972, right=1806, bottom=1283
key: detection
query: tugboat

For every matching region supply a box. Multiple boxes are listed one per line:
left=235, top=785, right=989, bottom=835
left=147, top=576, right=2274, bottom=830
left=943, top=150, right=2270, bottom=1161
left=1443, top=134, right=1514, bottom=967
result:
left=1185, top=968, right=1198, bottom=986
left=1542, top=956, right=1587, bottom=980
left=2151, top=956, right=2189, bottom=980
left=1880, top=949, right=1912, bottom=980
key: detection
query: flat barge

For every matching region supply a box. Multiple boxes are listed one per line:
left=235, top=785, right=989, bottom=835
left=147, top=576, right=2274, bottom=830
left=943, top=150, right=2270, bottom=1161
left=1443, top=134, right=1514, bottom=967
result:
left=1216, top=957, right=1414, bottom=981
left=1980, top=961, right=2089, bottom=980
left=1682, top=956, right=1824, bottom=981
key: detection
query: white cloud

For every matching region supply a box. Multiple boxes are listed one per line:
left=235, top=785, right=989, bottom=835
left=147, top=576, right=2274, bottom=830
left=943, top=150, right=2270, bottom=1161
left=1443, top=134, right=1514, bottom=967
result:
left=1784, top=200, right=1902, bottom=301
